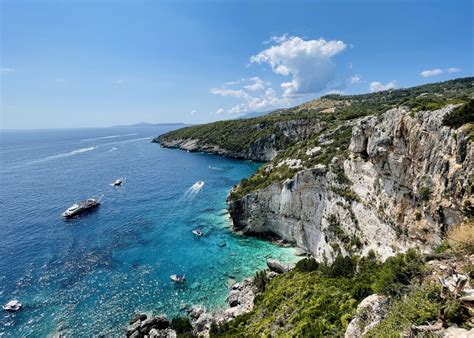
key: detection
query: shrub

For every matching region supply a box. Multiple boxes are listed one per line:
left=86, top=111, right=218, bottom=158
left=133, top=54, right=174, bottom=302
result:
left=415, top=212, right=422, bottom=221
left=170, top=316, right=193, bottom=334
left=295, top=258, right=319, bottom=272
left=419, top=187, right=431, bottom=201
left=365, top=284, right=442, bottom=337
left=373, top=249, right=425, bottom=297
left=327, top=254, right=356, bottom=278
left=443, top=99, right=474, bottom=129
left=253, top=270, right=269, bottom=293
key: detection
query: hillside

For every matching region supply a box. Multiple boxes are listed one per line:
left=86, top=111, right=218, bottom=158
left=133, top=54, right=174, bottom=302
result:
left=154, top=78, right=474, bottom=336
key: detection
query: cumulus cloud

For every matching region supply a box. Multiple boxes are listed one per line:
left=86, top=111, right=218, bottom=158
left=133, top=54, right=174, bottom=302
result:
left=190, top=110, right=196, bottom=116
left=210, top=78, right=290, bottom=115
left=420, top=69, right=443, bottom=77
left=215, top=108, right=225, bottom=115
left=369, top=80, right=397, bottom=92
left=447, top=67, right=461, bottom=73
left=250, top=36, right=347, bottom=97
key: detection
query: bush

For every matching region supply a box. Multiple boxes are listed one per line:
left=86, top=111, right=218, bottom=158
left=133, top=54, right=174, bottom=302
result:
left=373, top=249, right=425, bottom=296
left=415, top=212, right=422, bottom=221
left=419, top=187, right=431, bottom=201
left=327, top=254, right=356, bottom=278
left=365, top=284, right=442, bottom=337
left=170, top=316, right=193, bottom=334
left=295, top=258, right=319, bottom=272
left=253, top=270, right=269, bottom=293
left=443, top=99, right=474, bottom=129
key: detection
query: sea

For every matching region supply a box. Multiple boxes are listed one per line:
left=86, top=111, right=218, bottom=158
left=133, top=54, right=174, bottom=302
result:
left=0, top=126, right=296, bottom=336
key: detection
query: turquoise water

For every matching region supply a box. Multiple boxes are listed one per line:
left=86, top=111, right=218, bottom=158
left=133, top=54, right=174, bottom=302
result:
left=0, top=126, right=295, bottom=336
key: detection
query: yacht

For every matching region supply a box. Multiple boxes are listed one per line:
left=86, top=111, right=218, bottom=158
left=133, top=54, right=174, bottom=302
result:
left=3, top=300, right=22, bottom=312
left=62, top=197, right=100, bottom=218
left=192, top=229, right=203, bottom=237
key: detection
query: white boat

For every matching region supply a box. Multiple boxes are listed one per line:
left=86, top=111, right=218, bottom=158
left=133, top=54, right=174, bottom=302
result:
left=3, top=300, right=22, bottom=312
left=170, top=274, right=186, bottom=283
left=62, top=197, right=100, bottom=218
left=111, top=178, right=125, bottom=186
left=192, top=229, right=203, bottom=237
left=194, top=181, right=204, bottom=189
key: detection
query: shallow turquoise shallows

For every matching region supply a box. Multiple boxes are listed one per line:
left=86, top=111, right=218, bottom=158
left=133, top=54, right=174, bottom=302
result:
left=0, top=126, right=295, bottom=336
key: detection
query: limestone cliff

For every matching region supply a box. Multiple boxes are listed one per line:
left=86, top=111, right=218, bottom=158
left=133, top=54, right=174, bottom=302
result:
left=228, top=105, right=472, bottom=261
left=155, top=117, right=324, bottom=161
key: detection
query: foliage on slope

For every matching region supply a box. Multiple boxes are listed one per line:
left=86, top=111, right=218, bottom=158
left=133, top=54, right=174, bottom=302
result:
left=210, top=250, right=427, bottom=337
left=159, top=78, right=473, bottom=156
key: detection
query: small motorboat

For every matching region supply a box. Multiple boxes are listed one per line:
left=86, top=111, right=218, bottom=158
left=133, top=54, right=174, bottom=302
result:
left=111, top=178, right=125, bottom=186
left=192, top=229, right=203, bottom=237
left=3, top=300, right=22, bottom=312
left=170, top=274, right=186, bottom=283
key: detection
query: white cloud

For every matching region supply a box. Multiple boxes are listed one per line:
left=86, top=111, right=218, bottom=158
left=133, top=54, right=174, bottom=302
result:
left=113, top=78, right=127, bottom=86
left=369, top=80, right=397, bottom=92
left=243, top=77, right=267, bottom=91
left=264, top=34, right=291, bottom=44
left=447, top=67, right=461, bottom=73
left=326, top=90, right=344, bottom=95
left=1, top=67, right=16, bottom=73
left=420, top=69, right=443, bottom=77
left=349, top=75, right=361, bottom=84
left=215, top=108, right=225, bottom=115
left=250, top=36, right=347, bottom=97
left=190, top=110, right=196, bottom=116
left=210, top=79, right=290, bottom=115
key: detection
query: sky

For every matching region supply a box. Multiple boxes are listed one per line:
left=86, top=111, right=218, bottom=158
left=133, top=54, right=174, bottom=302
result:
left=0, top=0, right=472, bottom=129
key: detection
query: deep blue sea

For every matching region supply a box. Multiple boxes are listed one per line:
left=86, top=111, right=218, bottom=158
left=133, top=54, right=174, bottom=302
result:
left=0, top=126, right=295, bottom=337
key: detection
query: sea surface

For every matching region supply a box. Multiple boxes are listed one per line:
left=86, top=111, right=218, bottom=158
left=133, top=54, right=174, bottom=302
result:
left=0, top=126, right=295, bottom=336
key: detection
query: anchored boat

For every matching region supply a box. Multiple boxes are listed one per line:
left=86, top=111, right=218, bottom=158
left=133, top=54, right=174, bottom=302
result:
left=111, top=177, right=125, bottom=186
left=170, top=274, right=186, bottom=283
left=3, top=300, right=22, bottom=312
left=62, top=197, right=100, bottom=218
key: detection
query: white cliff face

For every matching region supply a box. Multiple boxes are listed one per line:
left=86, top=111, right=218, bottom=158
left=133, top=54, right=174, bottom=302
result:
left=229, top=106, right=473, bottom=261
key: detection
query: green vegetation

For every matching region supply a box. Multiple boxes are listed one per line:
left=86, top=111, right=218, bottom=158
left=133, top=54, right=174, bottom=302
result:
left=211, top=250, right=426, bottom=337
left=170, top=317, right=193, bottom=336
left=443, top=99, right=474, bottom=129
left=365, top=285, right=443, bottom=337
left=161, top=77, right=473, bottom=200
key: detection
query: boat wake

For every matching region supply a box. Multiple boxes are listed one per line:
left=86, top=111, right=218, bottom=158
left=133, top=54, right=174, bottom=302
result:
left=109, top=147, right=118, bottom=152
left=29, top=146, right=97, bottom=165
left=208, top=166, right=224, bottom=171
left=184, top=181, right=205, bottom=198
left=80, top=133, right=138, bottom=142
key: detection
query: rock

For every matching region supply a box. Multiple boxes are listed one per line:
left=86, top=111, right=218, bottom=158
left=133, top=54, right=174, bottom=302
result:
left=227, top=290, right=240, bottom=307
left=149, top=328, right=177, bottom=338
left=129, top=330, right=140, bottom=338
left=194, top=313, right=214, bottom=333
left=344, top=294, right=389, bottom=338
left=129, top=313, right=147, bottom=324
left=141, top=316, right=169, bottom=331
left=228, top=105, right=472, bottom=262
left=294, top=248, right=308, bottom=256
left=266, top=259, right=288, bottom=274
left=441, top=327, right=474, bottom=338
left=126, top=320, right=141, bottom=336
left=189, top=305, right=206, bottom=320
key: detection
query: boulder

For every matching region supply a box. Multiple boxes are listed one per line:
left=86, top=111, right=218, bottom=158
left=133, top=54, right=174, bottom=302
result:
left=266, top=259, right=288, bottom=274
left=188, top=305, right=206, bottom=320
left=126, top=320, right=141, bottom=336
left=194, top=313, right=214, bottom=333
left=344, top=294, right=389, bottom=338
left=227, top=290, right=240, bottom=307
left=129, top=313, right=147, bottom=324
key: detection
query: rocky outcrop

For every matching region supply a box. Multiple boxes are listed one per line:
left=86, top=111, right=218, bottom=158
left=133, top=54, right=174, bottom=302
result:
left=344, top=294, right=389, bottom=337
left=126, top=314, right=175, bottom=338
left=156, top=118, right=324, bottom=162
left=229, top=106, right=473, bottom=261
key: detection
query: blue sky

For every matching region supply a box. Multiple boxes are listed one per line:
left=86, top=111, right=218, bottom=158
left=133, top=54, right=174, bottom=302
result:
left=1, top=0, right=472, bottom=129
